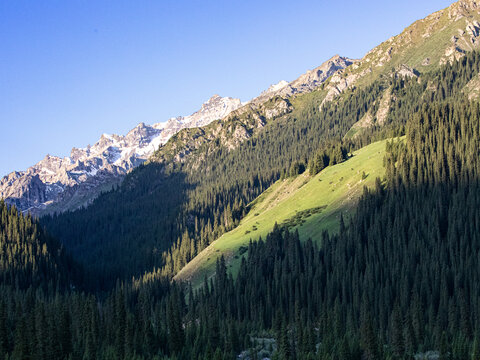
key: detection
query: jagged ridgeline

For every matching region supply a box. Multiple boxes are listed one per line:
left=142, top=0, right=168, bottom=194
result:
left=38, top=0, right=480, bottom=286
left=41, top=50, right=480, bottom=287
left=0, top=201, right=79, bottom=290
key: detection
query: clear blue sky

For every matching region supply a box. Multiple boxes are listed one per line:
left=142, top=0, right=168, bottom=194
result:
left=0, top=0, right=453, bottom=177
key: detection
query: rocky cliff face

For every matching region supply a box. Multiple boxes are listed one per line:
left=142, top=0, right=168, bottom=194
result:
left=0, top=95, right=243, bottom=214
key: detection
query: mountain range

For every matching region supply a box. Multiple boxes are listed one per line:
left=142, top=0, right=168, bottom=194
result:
left=0, top=94, right=244, bottom=214
left=0, top=56, right=354, bottom=214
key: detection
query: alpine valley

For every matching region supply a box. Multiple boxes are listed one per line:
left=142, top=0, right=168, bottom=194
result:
left=2, top=1, right=480, bottom=359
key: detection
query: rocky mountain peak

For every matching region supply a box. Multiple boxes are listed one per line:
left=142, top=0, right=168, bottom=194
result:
left=246, top=56, right=355, bottom=107
left=205, top=94, right=221, bottom=102
left=290, top=55, right=356, bottom=92
left=126, top=122, right=158, bottom=141
left=261, top=80, right=289, bottom=97
left=180, top=95, right=243, bottom=128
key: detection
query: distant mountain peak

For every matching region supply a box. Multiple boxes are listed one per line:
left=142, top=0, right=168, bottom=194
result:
left=247, top=56, right=355, bottom=106
left=206, top=94, right=221, bottom=101
left=262, top=80, right=289, bottom=96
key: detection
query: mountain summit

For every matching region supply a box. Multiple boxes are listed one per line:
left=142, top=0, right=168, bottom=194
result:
left=167, top=94, right=244, bottom=129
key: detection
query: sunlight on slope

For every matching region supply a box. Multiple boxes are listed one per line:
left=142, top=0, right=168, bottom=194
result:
left=175, top=138, right=396, bottom=287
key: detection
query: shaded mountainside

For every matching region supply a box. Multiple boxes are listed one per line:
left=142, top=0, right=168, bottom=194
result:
left=3, top=97, right=480, bottom=360
left=0, top=201, right=80, bottom=290
left=3, top=2, right=480, bottom=360
left=42, top=47, right=480, bottom=289
left=40, top=56, right=355, bottom=286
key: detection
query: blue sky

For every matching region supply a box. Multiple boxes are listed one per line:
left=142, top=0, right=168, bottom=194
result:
left=1, top=0, right=453, bottom=177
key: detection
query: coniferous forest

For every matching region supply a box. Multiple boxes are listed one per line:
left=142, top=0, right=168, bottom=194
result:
left=5, top=17, right=480, bottom=360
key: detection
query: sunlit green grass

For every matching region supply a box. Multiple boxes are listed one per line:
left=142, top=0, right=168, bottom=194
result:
left=175, top=138, right=395, bottom=287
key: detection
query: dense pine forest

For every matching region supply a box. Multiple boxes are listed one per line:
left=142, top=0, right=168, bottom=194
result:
left=3, top=97, right=480, bottom=359
left=0, top=201, right=80, bottom=291
left=2, top=37, right=480, bottom=360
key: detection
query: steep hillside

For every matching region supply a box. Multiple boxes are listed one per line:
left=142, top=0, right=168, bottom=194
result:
left=43, top=50, right=480, bottom=286
left=150, top=1, right=480, bottom=177
left=175, top=138, right=392, bottom=286
left=320, top=0, right=480, bottom=106
left=150, top=56, right=355, bottom=165
left=41, top=58, right=356, bottom=285
left=178, top=95, right=480, bottom=359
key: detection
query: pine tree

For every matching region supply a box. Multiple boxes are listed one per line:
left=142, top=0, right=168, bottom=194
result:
left=361, top=311, right=379, bottom=360
left=390, top=303, right=404, bottom=358
left=277, top=321, right=291, bottom=360
left=0, top=300, right=9, bottom=357
left=472, top=333, right=480, bottom=360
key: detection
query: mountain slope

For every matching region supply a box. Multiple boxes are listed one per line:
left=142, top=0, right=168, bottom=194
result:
left=1, top=56, right=355, bottom=216
left=40, top=57, right=359, bottom=285
left=319, top=0, right=480, bottom=106
left=174, top=138, right=392, bottom=286
left=43, top=47, right=480, bottom=285
left=150, top=1, right=480, bottom=171
left=5, top=2, right=480, bottom=359
left=248, top=55, right=355, bottom=105
left=151, top=55, right=355, bottom=165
